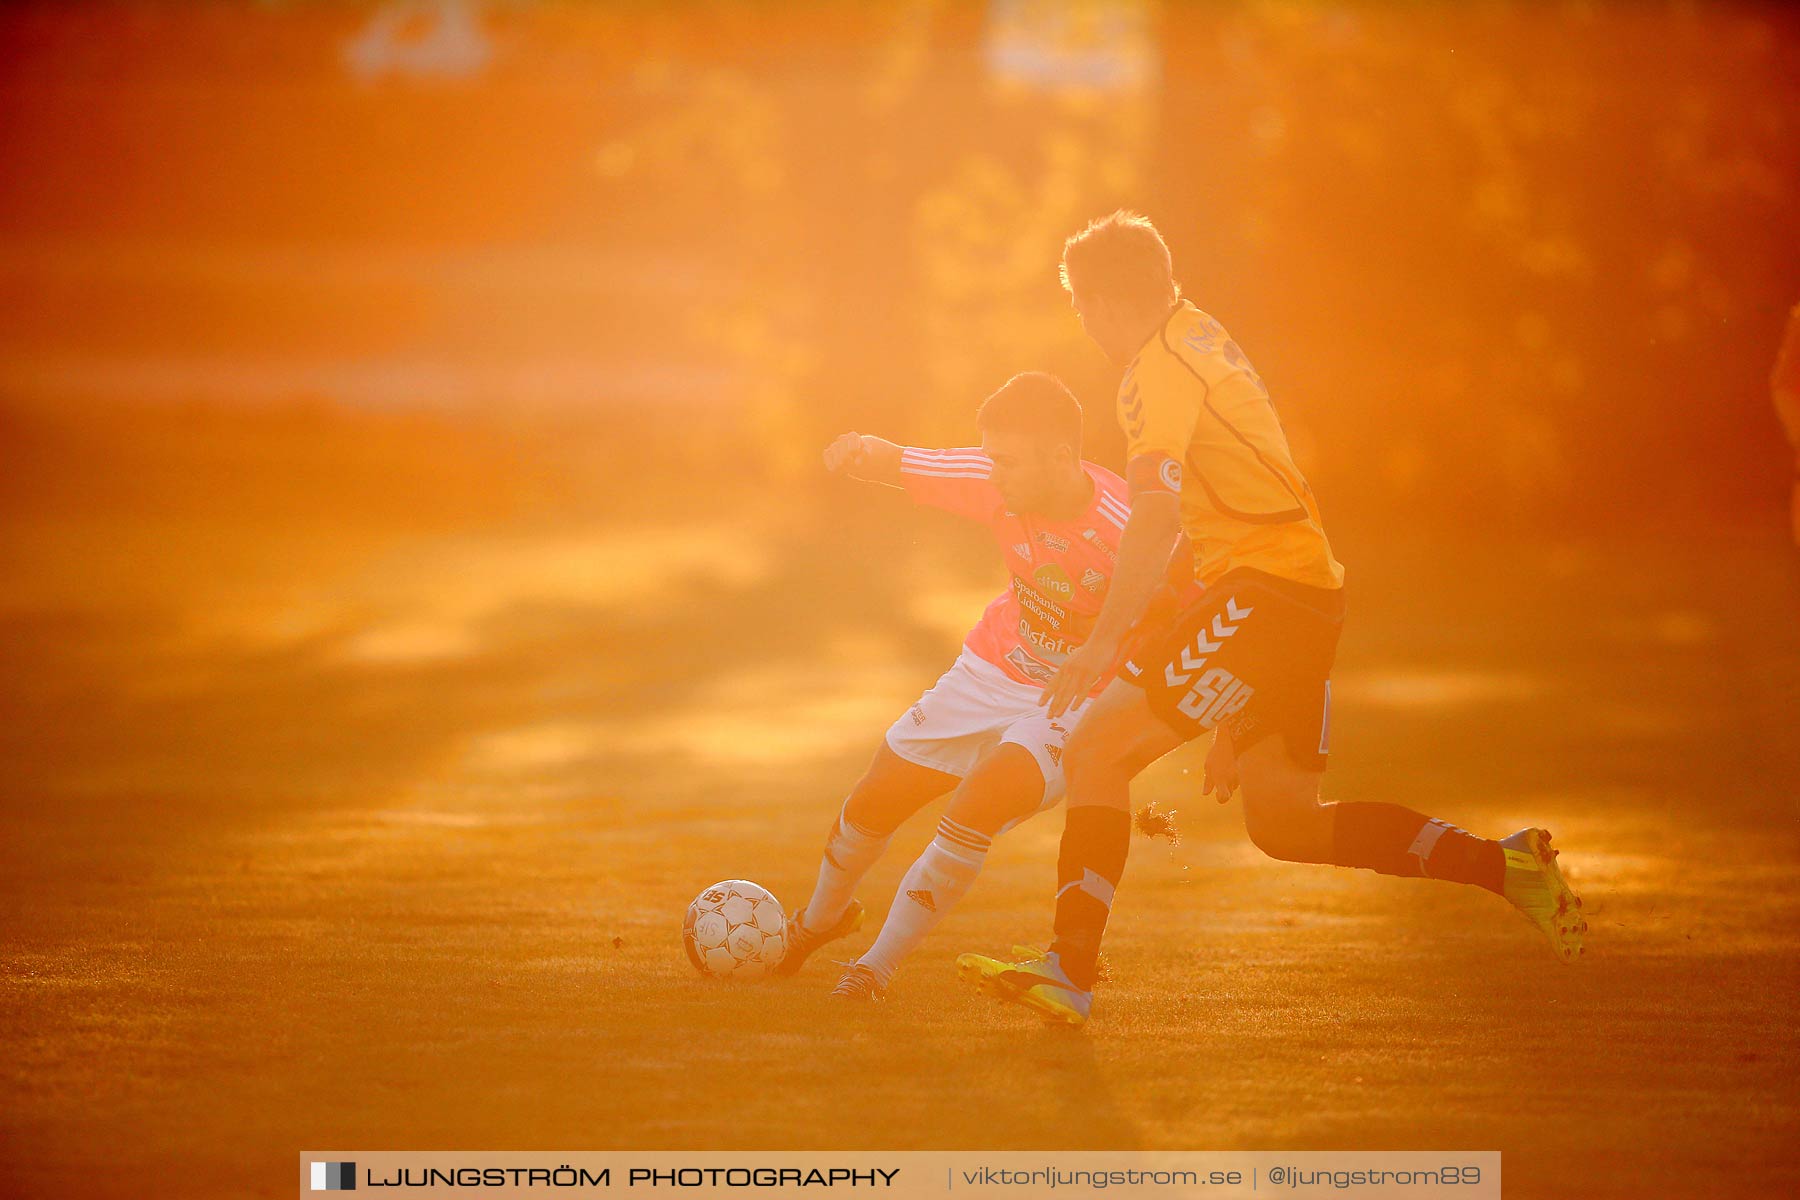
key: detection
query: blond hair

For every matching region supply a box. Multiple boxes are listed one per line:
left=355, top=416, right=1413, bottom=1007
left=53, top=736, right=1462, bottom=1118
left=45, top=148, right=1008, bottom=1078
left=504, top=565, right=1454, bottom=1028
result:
left=1059, top=209, right=1179, bottom=309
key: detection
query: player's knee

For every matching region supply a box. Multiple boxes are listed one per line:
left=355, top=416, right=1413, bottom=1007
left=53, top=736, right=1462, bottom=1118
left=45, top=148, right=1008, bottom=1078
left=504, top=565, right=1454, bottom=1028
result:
left=945, top=745, right=1044, bottom=835
left=1064, top=716, right=1129, bottom=786
left=841, top=750, right=914, bottom=833
left=1240, top=773, right=1331, bottom=864
left=1242, top=800, right=1316, bottom=862
left=840, top=776, right=889, bottom=833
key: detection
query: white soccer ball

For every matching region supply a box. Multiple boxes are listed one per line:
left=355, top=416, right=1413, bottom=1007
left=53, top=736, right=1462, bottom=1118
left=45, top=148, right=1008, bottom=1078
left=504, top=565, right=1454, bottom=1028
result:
left=683, top=879, right=787, bottom=980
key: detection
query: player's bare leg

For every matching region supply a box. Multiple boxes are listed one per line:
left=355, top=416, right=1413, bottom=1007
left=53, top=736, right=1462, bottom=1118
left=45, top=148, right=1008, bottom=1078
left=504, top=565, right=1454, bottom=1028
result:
left=1235, top=737, right=1587, bottom=960
left=778, top=742, right=958, bottom=977
left=838, top=744, right=1045, bottom=999
left=1234, top=739, right=1334, bottom=863
left=957, top=681, right=1180, bottom=1023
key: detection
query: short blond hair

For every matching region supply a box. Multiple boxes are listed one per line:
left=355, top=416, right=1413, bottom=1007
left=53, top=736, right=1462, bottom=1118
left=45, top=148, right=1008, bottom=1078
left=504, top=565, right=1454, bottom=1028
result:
left=1059, top=209, right=1179, bottom=309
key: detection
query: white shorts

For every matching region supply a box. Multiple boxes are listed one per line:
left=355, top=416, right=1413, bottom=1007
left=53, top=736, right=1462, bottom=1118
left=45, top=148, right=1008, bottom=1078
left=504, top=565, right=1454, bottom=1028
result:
left=883, top=649, right=1091, bottom=824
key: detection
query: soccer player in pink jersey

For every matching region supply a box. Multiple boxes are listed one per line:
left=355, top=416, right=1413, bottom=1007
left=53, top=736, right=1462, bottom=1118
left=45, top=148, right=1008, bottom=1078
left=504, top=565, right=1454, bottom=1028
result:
left=779, top=372, right=1174, bottom=1001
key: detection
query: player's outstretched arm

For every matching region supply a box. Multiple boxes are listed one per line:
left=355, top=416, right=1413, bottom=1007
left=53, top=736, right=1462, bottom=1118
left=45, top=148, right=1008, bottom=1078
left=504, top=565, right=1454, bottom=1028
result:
left=1040, top=488, right=1182, bottom=717
left=822, top=432, right=904, bottom=488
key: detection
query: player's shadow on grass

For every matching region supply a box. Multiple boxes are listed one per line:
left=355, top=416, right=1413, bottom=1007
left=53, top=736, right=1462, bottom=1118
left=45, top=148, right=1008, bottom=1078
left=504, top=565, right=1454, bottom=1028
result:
left=990, top=1025, right=1143, bottom=1150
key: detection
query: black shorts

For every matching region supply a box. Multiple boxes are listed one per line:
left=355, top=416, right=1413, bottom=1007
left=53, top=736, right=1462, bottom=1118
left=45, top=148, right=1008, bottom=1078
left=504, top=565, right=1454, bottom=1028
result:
left=1121, top=568, right=1346, bottom=771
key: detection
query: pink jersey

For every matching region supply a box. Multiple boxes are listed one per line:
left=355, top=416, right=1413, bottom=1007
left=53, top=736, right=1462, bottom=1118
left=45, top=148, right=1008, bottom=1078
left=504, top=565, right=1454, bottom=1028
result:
left=899, top=446, right=1132, bottom=691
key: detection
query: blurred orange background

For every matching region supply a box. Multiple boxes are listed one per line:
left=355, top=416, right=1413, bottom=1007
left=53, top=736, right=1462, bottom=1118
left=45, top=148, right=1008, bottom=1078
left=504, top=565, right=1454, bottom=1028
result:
left=3, top=1, right=1795, bottom=525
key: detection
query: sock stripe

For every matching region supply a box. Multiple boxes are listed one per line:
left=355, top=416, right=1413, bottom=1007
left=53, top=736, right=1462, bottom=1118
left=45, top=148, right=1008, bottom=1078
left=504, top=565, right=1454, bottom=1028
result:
left=939, top=814, right=989, bottom=836
left=936, top=820, right=993, bottom=849
left=935, top=828, right=989, bottom=856
left=929, top=834, right=986, bottom=867
left=1055, top=868, right=1116, bottom=908
left=935, top=818, right=991, bottom=855
left=1406, top=818, right=1453, bottom=870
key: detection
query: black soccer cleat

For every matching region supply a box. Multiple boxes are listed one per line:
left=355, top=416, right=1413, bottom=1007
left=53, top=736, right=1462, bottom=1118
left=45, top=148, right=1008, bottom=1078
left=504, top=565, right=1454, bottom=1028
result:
left=827, top=963, right=887, bottom=1002
left=772, top=898, right=865, bottom=977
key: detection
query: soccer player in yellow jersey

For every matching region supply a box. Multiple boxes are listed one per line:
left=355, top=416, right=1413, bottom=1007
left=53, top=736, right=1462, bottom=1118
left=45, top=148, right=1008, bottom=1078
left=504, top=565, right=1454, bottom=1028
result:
left=958, top=211, right=1587, bottom=1026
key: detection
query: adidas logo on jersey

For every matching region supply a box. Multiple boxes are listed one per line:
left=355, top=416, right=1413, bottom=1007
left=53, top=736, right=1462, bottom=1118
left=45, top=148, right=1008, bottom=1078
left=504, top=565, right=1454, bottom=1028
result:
left=1045, top=744, right=1062, bottom=766
left=1012, top=542, right=1032, bottom=559
left=906, top=889, right=936, bottom=911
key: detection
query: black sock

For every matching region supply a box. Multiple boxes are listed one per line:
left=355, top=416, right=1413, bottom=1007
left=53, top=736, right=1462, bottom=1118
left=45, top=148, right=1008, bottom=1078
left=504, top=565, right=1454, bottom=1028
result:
left=1328, top=802, right=1504, bottom=893
left=1048, top=806, right=1131, bottom=990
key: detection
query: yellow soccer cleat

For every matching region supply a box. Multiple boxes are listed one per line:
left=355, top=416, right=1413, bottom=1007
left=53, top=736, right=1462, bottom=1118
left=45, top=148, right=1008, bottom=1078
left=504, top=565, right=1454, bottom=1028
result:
left=955, top=945, right=1092, bottom=1026
left=1500, top=828, right=1587, bottom=962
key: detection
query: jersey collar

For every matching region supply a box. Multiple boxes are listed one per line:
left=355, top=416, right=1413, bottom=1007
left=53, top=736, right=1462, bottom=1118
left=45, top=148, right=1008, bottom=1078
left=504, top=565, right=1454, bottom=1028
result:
left=1124, top=299, right=1194, bottom=374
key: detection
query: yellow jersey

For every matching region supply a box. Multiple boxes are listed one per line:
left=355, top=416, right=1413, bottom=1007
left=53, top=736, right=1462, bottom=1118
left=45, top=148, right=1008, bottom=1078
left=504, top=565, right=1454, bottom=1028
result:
left=1119, top=300, right=1345, bottom=591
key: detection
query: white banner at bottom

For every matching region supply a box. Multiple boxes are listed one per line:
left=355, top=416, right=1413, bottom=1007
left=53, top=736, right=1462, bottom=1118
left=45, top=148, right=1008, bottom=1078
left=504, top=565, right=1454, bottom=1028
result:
left=299, top=1151, right=1500, bottom=1199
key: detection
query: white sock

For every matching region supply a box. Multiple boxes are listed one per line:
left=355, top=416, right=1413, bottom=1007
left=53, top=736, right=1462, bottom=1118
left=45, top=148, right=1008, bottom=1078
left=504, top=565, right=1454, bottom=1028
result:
left=857, top=817, right=991, bottom=986
left=802, top=808, right=892, bottom=931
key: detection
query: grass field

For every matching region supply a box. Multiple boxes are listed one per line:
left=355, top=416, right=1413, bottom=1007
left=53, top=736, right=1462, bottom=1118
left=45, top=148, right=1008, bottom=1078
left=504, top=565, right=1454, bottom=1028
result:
left=2, top=410, right=1798, bottom=1200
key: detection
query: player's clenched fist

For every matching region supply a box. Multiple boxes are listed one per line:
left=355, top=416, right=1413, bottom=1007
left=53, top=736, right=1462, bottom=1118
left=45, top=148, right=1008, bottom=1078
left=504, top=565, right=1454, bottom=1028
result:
left=822, top=432, right=870, bottom=475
